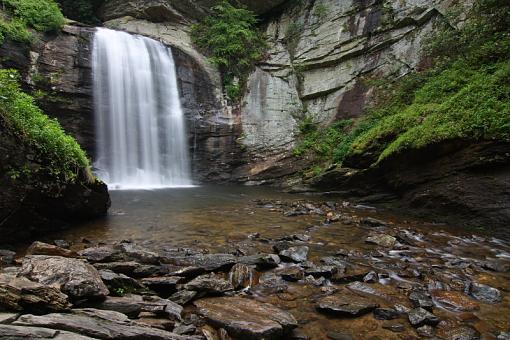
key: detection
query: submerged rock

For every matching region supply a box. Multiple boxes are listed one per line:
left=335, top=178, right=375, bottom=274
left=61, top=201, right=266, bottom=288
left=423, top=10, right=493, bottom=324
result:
left=360, top=218, right=388, bottom=228
left=194, top=297, right=297, bottom=339
left=19, top=256, right=109, bottom=300
left=431, top=290, right=479, bottom=312
left=468, top=282, right=502, bottom=303
left=316, top=294, right=379, bottom=317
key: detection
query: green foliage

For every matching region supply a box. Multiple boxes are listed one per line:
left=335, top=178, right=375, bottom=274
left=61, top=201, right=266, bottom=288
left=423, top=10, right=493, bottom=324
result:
left=55, top=0, right=103, bottom=25
left=0, top=17, right=32, bottom=44
left=0, top=69, right=90, bottom=182
left=313, top=4, right=328, bottom=21
left=294, top=118, right=352, bottom=160
left=3, top=0, right=65, bottom=32
left=327, top=0, right=510, bottom=166
left=191, top=1, right=266, bottom=101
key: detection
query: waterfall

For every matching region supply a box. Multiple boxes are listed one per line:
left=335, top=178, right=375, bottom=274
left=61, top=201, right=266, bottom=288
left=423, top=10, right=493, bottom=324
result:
left=92, top=28, right=192, bottom=190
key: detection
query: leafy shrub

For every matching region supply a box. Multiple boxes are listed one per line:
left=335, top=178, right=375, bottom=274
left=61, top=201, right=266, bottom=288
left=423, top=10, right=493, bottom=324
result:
left=0, top=18, right=32, bottom=44
left=294, top=119, right=352, bottom=160
left=3, top=0, right=65, bottom=32
left=0, top=69, right=90, bottom=182
left=191, top=0, right=266, bottom=100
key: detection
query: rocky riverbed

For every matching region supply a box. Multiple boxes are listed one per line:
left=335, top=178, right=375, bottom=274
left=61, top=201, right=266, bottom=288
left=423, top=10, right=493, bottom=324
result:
left=0, top=199, right=509, bottom=339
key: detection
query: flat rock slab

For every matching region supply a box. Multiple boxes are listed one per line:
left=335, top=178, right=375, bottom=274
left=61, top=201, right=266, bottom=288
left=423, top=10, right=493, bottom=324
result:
left=0, top=273, right=71, bottom=313
left=194, top=297, right=297, bottom=339
left=13, top=308, right=192, bottom=340
left=316, top=294, right=379, bottom=317
left=0, top=325, right=98, bottom=339
left=19, top=256, right=109, bottom=300
left=164, top=254, right=237, bottom=272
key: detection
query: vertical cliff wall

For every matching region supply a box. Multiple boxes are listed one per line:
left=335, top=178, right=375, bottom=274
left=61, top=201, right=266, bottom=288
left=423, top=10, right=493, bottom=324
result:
left=0, top=0, right=473, bottom=183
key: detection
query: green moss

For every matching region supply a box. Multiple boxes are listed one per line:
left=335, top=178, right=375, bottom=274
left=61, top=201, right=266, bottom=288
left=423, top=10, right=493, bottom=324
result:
left=294, top=118, right=352, bottom=160
left=191, top=1, right=266, bottom=101
left=328, top=0, right=510, bottom=166
left=0, top=69, right=90, bottom=182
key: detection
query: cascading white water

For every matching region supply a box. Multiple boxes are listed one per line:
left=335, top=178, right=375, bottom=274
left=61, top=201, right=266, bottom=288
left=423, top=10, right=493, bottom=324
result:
left=92, top=28, right=192, bottom=190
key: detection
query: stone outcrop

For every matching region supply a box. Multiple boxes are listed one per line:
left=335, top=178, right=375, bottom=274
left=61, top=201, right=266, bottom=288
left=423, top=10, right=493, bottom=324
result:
left=311, top=140, right=510, bottom=235
left=0, top=113, right=110, bottom=241
left=235, top=0, right=475, bottom=181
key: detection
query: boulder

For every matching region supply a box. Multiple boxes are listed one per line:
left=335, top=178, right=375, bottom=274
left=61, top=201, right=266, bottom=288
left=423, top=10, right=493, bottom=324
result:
left=408, top=308, right=440, bottom=327
left=26, top=241, right=77, bottom=258
left=184, top=273, right=233, bottom=294
left=0, top=273, right=71, bottom=313
left=279, top=246, right=309, bottom=263
left=194, top=297, right=297, bottom=339
left=79, top=246, right=117, bottom=263
left=316, top=294, right=379, bottom=317
left=98, top=270, right=144, bottom=293
left=365, top=234, right=396, bottom=248
left=19, top=256, right=109, bottom=300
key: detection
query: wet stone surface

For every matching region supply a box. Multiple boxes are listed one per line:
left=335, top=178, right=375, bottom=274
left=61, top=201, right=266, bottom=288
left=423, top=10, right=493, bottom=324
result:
left=1, top=190, right=509, bottom=339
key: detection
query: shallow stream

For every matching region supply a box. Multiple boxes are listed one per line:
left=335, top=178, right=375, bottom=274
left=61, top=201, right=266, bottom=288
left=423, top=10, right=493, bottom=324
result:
left=38, top=185, right=510, bottom=339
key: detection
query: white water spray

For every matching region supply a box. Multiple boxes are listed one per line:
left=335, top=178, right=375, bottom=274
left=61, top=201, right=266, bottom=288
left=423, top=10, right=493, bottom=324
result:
left=92, top=28, right=192, bottom=190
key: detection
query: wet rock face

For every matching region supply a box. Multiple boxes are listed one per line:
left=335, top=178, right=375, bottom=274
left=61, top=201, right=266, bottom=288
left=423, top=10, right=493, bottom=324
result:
left=236, top=0, right=472, bottom=180
left=194, top=297, right=298, bottom=339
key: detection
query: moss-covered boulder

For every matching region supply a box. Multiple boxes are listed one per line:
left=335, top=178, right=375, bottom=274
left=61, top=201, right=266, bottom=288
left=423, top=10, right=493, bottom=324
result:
left=0, top=69, right=110, bottom=241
